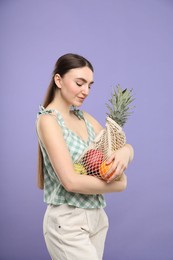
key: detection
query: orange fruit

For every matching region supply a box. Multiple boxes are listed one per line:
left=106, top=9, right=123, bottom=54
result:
left=99, top=161, right=113, bottom=181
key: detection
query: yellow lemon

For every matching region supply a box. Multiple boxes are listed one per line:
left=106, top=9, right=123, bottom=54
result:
left=74, top=163, right=87, bottom=175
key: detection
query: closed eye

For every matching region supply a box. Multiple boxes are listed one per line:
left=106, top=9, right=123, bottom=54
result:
left=87, top=82, right=93, bottom=90
left=75, top=77, right=94, bottom=88
left=76, top=82, right=83, bottom=87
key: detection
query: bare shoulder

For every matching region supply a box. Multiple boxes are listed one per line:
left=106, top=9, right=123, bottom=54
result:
left=83, top=111, right=103, bottom=134
left=37, top=113, right=57, bottom=129
left=36, top=113, right=63, bottom=141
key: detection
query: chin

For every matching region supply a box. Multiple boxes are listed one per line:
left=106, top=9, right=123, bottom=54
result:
left=73, top=101, right=83, bottom=107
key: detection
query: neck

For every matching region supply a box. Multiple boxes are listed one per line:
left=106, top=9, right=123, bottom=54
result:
left=46, top=92, right=72, bottom=117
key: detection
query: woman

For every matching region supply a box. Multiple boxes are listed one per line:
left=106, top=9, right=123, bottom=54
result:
left=36, top=53, right=134, bottom=260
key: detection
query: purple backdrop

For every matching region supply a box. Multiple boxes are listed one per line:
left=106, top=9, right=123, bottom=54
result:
left=1, top=0, right=173, bottom=259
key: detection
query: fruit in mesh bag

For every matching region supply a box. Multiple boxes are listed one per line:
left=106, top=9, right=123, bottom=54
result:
left=82, top=149, right=104, bottom=175
left=74, top=163, right=87, bottom=175
left=74, top=86, right=134, bottom=181
left=98, top=85, right=134, bottom=181
left=99, top=161, right=113, bottom=181
left=106, top=85, right=134, bottom=127
left=99, top=161, right=121, bottom=181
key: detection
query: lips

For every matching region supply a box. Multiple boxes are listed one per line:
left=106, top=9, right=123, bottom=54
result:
left=78, top=97, right=85, bottom=101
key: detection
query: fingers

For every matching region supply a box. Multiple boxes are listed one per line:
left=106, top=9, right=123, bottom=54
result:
left=105, top=153, right=115, bottom=165
left=106, top=161, right=127, bottom=183
left=104, top=149, right=129, bottom=183
left=106, top=159, right=127, bottom=176
left=106, top=172, right=121, bottom=183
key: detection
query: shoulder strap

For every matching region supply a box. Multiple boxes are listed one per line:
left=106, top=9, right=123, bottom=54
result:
left=72, top=107, right=84, bottom=120
left=37, top=105, right=65, bottom=128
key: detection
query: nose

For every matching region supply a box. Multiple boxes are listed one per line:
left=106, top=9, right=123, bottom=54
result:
left=81, top=85, right=90, bottom=96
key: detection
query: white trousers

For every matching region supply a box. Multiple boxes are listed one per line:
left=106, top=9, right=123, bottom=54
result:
left=43, top=204, right=109, bottom=260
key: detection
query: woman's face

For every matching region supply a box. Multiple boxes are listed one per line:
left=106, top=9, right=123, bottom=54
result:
left=55, top=66, right=94, bottom=107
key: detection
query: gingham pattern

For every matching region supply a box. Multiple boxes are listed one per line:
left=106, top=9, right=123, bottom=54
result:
left=37, top=106, right=106, bottom=208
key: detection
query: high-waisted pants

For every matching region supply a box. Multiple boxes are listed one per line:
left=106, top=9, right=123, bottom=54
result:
left=43, top=204, right=109, bottom=260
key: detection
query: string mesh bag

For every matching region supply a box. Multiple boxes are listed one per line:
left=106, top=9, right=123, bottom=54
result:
left=73, top=85, right=135, bottom=181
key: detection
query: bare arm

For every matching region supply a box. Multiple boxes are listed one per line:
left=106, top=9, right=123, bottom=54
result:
left=37, top=114, right=127, bottom=194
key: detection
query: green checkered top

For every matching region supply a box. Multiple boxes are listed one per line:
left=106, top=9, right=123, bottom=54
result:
left=37, top=106, right=106, bottom=208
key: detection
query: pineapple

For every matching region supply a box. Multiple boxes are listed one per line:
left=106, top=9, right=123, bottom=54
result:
left=106, top=85, right=135, bottom=127
left=74, top=84, right=135, bottom=180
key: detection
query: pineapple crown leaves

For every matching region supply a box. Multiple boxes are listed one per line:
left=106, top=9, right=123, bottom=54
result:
left=106, top=84, right=135, bottom=127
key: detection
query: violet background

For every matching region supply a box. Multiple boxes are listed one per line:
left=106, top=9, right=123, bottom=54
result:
left=1, top=0, right=173, bottom=259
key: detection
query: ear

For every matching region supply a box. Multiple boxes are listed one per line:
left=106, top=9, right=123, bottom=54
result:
left=54, top=74, right=62, bottom=88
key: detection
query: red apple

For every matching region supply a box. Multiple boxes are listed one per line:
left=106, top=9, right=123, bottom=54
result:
left=82, top=149, right=104, bottom=175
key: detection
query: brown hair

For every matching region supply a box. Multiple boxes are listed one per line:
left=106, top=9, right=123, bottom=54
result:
left=37, top=53, right=94, bottom=189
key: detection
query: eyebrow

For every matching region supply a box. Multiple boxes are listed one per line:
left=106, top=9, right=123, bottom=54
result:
left=76, top=77, right=94, bottom=85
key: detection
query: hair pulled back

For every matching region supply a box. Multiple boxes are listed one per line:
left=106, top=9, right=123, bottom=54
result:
left=37, top=53, right=94, bottom=189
